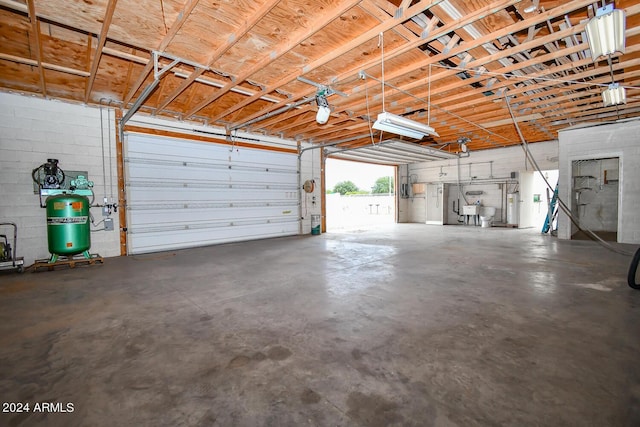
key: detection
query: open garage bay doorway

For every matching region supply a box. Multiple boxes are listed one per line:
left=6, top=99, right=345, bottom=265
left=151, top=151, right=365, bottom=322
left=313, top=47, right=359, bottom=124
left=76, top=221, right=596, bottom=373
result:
left=325, top=159, right=396, bottom=231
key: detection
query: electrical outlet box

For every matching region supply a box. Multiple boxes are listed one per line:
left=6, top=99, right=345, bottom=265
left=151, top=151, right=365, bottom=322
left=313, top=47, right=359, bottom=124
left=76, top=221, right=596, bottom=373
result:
left=102, top=206, right=109, bottom=216
left=104, top=218, right=114, bottom=231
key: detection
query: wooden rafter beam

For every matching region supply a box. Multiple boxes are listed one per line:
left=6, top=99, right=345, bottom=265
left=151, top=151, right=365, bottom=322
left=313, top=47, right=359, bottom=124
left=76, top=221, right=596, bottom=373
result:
left=185, top=0, right=363, bottom=118
left=335, top=0, right=596, bottom=114
left=155, top=0, right=281, bottom=113
left=361, top=0, right=428, bottom=43
left=250, top=106, right=315, bottom=130
left=158, top=0, right=200, bottom=52
left=318, top=0, right=637, bottom=132
left=428, top=23, right=637, bottom=110
left=84, top=0, right=118, bottom=103
left=26, top=0, right=46, bottom=97
left=123, top=0, right=200, bottom=107
left=0, top=53, right=90, bottom=77
left=227, top=0, right=517, bottom=129
left=338, top=27, right=593, bottom=116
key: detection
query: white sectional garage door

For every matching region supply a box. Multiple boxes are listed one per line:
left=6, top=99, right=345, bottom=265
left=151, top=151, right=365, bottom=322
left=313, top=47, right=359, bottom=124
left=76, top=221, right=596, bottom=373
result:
left=124, top=132, right=299, bottom=254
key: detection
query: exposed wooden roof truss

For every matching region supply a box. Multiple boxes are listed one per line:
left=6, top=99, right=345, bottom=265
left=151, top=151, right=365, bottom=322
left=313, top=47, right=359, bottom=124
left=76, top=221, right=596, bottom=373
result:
left=0, top=0, right=638, bottom=153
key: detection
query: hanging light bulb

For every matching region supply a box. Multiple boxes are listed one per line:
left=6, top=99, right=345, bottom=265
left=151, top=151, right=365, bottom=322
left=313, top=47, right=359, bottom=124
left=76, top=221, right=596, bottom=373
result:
left=315, top=91, right=330, bottom=124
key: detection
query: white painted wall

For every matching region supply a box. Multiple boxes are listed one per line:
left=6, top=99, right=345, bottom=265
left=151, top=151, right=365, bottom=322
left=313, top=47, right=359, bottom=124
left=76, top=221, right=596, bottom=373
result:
left=399, top=140, right=559, bottom=225
left=0, top=92, right=120, bottom=265
left=558, top=119, right=640, bottom=243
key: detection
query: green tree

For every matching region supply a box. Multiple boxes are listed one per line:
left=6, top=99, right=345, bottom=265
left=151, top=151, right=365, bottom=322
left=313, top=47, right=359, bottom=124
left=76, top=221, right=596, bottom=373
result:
left=372, top=176, right=394, bottom=194
left=333, top=180, right=359, bottom=195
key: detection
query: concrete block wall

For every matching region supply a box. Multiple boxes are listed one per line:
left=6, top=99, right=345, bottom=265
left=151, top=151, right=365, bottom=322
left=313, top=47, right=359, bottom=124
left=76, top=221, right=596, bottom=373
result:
left=0, top=92, right=120, bottom=266
left=558, top=119, right=640, bottom=243
left=400, top=140, right=559, bottom=224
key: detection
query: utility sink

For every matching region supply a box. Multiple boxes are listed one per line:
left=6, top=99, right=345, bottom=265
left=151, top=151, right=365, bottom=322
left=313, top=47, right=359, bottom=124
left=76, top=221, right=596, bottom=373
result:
left=462, top=205, right=480, bottom=216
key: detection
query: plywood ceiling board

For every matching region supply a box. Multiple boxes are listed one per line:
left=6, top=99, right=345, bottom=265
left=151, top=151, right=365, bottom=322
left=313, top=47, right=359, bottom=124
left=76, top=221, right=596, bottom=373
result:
left=32, top=0, right=104, bottom=37
left=40, top=32, right=87, bottom=73
left=95, top=55, right=135, bottom=96
left=109, top=0, right=172, bottom=49
left=43, top=69, right=86, bottom=99
left=167, top=78, right=217, bottom=111
left=200, top=91, right=264, bottom=120
left=0, top=9, right=31, bottom=58
left=0, top=61, right=40, bottom=91
left=168, top=9, right=237, bottom=65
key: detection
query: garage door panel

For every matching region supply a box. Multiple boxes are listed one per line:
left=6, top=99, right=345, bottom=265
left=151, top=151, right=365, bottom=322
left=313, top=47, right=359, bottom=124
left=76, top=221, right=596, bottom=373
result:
left=127, top=161, right=296, bottom=185
left=125, top=132, right=299, bottom=254
left=127, top=187, right=296, bottom=203
left=128, top=206, right=298, bottom=224
left=129, top=222, right=298, bottom=254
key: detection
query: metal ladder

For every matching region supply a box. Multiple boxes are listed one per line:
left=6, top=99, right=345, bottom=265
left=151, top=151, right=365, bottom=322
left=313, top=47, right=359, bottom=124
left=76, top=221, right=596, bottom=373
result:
left=542, top=184, right=559, bottom=234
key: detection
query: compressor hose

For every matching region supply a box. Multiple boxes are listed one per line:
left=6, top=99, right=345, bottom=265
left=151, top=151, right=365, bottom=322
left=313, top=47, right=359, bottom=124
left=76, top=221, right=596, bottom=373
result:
left=628, top=247, right=640, bottom=290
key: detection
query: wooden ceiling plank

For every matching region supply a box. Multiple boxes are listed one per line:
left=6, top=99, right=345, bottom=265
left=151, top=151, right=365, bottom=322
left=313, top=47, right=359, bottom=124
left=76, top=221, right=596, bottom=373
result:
left=85, top=33, right=92, bottom=72
left=139, top=0, right=202, bottom=113
left=399, top=0, right=413, bottom=11
left=272, top=113, right=317, bottom=132
left=123, top=0, right=202, bottom=107
left=158, top=0, right=201, bottom=52
left=448, top=38, right=640, bottom=112
left=103, top=47, right=148, bottom=65
left=0, top=52, right=90, bottom=77
left=229, top=0, right=521, bottom=129
left=155, top=0, right=281, bottom=114
left=333, top=2, right=628, bottom=122
left=442, top=55, right=640, bottom=119
left=337, top=0, right=595, bottom=115
left=361, top=0, right=428, bottom=44
left=345, top=36, right=591, bottom=116
left=84, top=0, right=118, bottom=103
left=185, top=0, right=363, bottom=119
left=121, top=49, right=136, bottom=105
left=123, top=60, right=153, bottom=107
left=253, top=106, right=315, bottom=130
left=209, top=0, right=446, bottom=125
left=26, top=0, right=46, bottom=97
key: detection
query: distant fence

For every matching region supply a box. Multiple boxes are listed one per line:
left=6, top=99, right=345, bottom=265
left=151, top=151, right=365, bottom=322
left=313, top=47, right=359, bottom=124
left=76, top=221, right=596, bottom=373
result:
left=326, top=193, right=394, bottom=230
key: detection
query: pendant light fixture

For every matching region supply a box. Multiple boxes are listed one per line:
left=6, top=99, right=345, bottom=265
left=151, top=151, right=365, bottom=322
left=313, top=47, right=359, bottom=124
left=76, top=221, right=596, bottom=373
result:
left=372, top=32, right=439, bottom=139
left=585, top=3, right=627, bottom=108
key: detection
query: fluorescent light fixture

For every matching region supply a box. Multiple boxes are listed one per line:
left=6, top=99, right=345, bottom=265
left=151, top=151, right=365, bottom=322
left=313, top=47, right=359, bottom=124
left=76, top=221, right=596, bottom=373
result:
left=585, top=4, right=626, bottom=60
left=602, top=83, right=626, bottom=107
left=372, top=112, right=439, bottom=139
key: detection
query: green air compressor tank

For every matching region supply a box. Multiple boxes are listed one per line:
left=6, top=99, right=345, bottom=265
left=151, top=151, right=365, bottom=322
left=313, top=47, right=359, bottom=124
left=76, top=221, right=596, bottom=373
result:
left=46, top=194, right=91, bottom=262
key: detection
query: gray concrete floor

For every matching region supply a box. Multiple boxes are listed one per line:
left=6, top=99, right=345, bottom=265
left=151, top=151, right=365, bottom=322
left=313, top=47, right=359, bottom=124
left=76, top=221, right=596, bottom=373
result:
left=0, top=224, right=639, bottom=426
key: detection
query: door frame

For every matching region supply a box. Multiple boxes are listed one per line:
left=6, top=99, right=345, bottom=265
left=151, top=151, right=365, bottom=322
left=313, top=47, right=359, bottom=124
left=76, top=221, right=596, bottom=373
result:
left=566, top=152, right=623, bottom=242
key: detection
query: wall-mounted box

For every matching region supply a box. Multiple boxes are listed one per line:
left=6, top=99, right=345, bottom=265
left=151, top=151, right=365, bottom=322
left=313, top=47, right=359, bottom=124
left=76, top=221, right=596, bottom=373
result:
left=604, top=169, right=619, bottom=184
left=412, top=183, right=426, bottom=195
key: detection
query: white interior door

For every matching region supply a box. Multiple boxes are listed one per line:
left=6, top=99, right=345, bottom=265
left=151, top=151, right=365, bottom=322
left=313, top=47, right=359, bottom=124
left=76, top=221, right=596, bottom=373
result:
left=124, top=133, right=299, bottom=254
left=519, top=171, right=536, bottom=228
left=425, top=183, right=445, bottom=225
